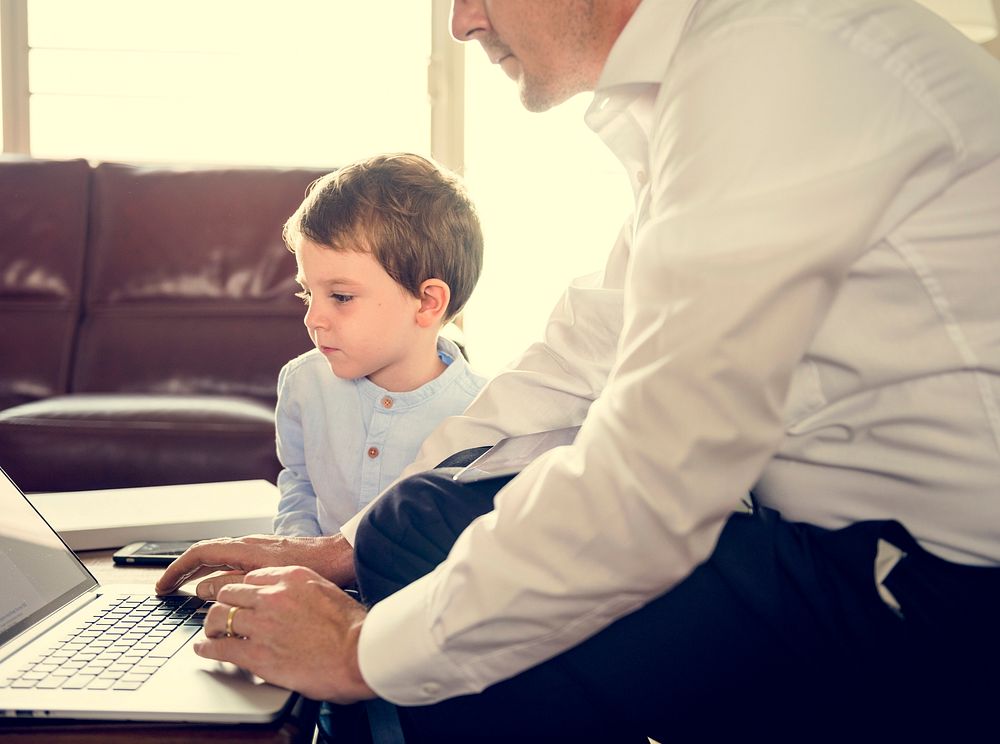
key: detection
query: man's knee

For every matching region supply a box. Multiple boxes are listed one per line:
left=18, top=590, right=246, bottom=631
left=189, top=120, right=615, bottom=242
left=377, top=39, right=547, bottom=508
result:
left=358, top=470, right=469, bottom=550
left=354, top=468, right=502, bottom=605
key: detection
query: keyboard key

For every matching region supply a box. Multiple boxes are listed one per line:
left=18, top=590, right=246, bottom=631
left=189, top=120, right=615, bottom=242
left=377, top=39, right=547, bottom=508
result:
left=62, top=675, right=98, bottom=689
left=36, top=677, right=67, bottom=689
left=147, top=626, right=200, bottom=659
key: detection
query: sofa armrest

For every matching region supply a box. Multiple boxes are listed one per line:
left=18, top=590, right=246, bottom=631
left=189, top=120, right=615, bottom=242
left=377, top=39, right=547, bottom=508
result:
left=0, top=394, right=280, bottom=492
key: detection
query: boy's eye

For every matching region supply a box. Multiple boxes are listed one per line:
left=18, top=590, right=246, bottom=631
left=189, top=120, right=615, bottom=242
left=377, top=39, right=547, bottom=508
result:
left=294, top=290, right=311, bottom=305
left=332, top=293, right=354, bottom=304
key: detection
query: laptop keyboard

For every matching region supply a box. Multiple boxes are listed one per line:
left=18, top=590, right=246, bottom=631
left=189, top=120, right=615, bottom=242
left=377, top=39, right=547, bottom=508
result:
left=0, top=595, right=209, bottom=692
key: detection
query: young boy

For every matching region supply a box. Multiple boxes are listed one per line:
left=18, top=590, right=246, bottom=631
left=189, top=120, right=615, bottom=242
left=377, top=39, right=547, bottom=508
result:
left=272, top=153, right=486, bottom=537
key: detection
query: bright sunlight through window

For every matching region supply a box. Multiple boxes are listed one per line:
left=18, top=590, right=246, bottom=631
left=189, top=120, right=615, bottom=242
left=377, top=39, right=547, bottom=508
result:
left=26, top=0, right=430, bottom=167
left=18, top=0, right=633, bottom=376
left=462, top=49, right=632, bottom=374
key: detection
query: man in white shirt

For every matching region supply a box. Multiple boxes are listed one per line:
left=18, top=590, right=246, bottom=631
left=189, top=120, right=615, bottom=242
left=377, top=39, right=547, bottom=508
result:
left=158, top=1, right=1000, bottom=740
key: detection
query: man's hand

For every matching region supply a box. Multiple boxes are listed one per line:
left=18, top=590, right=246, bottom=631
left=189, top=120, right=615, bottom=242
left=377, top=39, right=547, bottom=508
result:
left=195, top=566, right=375, bottom=703
left=154, top=532, right=356, bottom=598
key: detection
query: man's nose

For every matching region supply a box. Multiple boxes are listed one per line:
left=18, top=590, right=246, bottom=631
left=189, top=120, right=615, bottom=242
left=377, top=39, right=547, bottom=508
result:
left=451, top=0, right=490, bottom=42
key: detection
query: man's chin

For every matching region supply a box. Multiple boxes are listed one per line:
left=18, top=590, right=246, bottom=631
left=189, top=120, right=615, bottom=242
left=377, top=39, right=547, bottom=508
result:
left=518, top=79, right=580, bottom=113
left=519, top=92, right=558, bottom=113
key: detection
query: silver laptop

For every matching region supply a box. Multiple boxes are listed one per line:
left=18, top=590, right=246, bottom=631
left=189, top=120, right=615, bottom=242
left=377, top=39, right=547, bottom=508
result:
left=0, top=466, right=295, bottom=723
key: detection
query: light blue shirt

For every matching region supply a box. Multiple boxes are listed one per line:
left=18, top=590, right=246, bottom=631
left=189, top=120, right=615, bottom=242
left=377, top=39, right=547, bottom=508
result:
left=273, top=336, right=486, bottom=536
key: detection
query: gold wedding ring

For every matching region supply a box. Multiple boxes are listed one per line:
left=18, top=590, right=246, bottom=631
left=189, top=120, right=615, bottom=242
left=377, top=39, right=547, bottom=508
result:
left=225, top=605, right=241, bottom=638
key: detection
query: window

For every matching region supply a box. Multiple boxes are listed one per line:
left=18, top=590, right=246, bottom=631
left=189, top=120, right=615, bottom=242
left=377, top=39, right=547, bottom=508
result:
left=24, top=0, right=431, bottom=167
left=2, top=1, right=632, bottom=375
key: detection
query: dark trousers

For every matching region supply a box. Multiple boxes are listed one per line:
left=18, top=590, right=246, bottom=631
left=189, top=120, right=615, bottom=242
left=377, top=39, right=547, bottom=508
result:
left=353, top=450, right=1000, bottom=743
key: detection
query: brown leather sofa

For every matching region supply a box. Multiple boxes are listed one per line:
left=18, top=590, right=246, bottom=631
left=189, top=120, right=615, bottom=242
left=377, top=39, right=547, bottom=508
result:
left=0, top=156, right=328, bottom=492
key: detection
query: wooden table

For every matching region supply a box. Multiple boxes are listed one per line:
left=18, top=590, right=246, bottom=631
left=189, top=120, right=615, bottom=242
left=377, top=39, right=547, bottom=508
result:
left=0, top=550, right=320, bottom=743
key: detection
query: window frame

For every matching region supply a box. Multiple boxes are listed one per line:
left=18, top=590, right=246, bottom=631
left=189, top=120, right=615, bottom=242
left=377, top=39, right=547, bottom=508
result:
left=1, top=0, right=30, bottom=153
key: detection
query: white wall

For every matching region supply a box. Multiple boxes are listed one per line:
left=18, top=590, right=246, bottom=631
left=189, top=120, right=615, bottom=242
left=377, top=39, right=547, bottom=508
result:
left=986, top=0, right=1000, bottom=58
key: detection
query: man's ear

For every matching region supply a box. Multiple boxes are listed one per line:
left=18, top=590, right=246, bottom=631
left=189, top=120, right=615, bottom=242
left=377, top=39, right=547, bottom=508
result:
left=415, top=278, right=451, bottom=328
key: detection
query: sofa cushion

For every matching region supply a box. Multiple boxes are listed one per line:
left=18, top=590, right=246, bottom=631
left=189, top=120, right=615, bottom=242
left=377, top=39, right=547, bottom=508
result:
left=72, top=162, right=323, bottom=402
left=0, top=157, right=91, bottom=410
left=0, top=394, right=279, bottom=492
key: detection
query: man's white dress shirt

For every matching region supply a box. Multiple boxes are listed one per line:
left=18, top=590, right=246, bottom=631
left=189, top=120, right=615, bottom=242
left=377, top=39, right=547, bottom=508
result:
left=354, top=0, right=1000, bottom=704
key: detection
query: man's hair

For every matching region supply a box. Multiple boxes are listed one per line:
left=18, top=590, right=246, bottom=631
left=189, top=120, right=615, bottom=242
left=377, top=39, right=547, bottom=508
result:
left=283, top=153, right=483, bottom=323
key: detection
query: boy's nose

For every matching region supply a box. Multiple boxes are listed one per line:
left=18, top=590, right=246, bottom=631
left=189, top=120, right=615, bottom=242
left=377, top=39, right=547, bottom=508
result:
left=304, top=304, right=326, bottom=332
left=451, top=0, right=491, bottom=42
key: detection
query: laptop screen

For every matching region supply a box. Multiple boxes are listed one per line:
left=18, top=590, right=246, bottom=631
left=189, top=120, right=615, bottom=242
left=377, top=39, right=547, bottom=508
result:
left=0, top=467, right=96, bottom=648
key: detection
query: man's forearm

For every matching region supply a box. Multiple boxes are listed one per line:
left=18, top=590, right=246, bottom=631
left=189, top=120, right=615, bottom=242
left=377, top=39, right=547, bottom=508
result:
left=321, top=532, right=357, bottom=587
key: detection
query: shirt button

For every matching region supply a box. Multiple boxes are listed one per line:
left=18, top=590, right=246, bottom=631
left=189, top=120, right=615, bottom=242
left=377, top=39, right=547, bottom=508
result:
left=636, top=169, right=648, bottom=185
left=420, top=682, right=441, bottom=697
left=381, top=396, right=394, bottom=409
left=367, top=447, right=380, bottom=459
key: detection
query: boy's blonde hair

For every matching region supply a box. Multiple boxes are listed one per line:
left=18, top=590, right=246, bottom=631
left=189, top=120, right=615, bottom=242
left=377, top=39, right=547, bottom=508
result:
left=283, top=153, right=483, bottom=323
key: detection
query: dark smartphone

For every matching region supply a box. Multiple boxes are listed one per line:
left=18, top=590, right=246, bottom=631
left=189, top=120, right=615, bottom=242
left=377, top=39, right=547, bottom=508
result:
left=112, top=540, right=198, bottom=566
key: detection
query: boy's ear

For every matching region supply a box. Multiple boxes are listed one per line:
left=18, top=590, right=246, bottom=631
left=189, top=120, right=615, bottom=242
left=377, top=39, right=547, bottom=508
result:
left=415, top=278, right=451, bottom=328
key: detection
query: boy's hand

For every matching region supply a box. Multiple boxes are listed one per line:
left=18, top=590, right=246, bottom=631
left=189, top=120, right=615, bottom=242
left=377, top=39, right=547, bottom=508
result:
left=154, top=532, right=356, bottom=597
